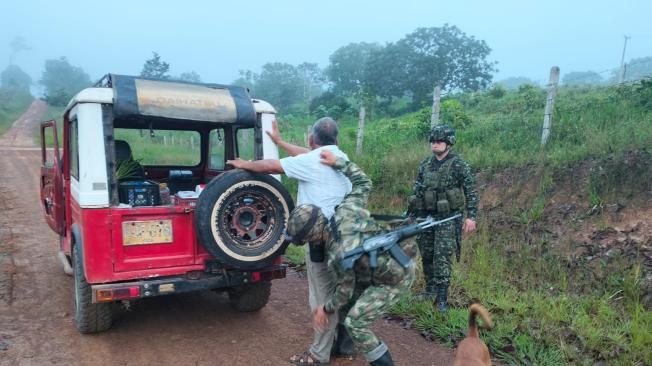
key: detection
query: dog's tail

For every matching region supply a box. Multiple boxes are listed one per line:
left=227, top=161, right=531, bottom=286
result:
left=468, top=303, right=493, bottom=338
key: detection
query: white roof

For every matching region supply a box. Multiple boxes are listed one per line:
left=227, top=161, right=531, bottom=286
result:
left=64, top=88, right=114, bottom=115
left=252, top=99, right=277, bottom=114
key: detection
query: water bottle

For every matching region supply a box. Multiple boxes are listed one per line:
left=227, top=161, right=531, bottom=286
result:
left=159, top=183, right=171, bottom=205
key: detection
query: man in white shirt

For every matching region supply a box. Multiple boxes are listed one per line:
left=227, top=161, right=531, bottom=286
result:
left=227, top=117, right=352, bottom=366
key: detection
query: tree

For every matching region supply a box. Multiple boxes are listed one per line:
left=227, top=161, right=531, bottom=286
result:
left=1, top=65, right=32, bottom=93
left=232, top=70, right=256, bottom=91
left=9, top=36, right=30, bottom=65
left=326, top=42, right=381, bottom=96
left=363, top=42, right=409, bottom=100
left=496, top=76, right=539, bottom=90
left=296, top=62, right=325, bottom=110
left=140, top=52, right=170, bottom=79
left=176, top=71, right=201, bottom=83
left=39, top=57, right=91, bottom=106
left=366, top=24, right=496, bottom=108
left=562, top=71, right=603, bottom=86
left=309, top=91, right=353, bottom=119
left=252, top=62, right=303, bottom=113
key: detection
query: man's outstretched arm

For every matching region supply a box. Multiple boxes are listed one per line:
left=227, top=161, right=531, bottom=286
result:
left=267, top=120, right=309, bottom=156
left=226, top=158, right=284, bottom=174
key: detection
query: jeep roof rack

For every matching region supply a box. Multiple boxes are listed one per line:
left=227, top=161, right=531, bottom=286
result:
left=98, top=74, right=257, bottom=126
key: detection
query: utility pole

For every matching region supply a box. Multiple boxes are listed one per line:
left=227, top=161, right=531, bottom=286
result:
left=541, top=66, right=560, bottom=147
left=619, top=35, right=630, bottom=83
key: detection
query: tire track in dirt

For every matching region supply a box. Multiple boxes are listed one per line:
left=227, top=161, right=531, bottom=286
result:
left=0, top=186, right=16, bottom=307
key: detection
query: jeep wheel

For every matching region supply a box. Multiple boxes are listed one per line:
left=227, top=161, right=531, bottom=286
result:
left=228, top=281, right=272, bottom=312
left=72, top=245, right=112, bottom=333
left=195, top=169, right=294, bottom=270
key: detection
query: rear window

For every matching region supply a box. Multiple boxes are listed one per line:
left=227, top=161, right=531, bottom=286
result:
left=114, top=128, right=200, bottom=166
left=236, top=127, right=255, bottom=161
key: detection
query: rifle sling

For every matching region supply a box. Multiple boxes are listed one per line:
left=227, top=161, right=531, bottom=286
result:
left=329, top=216, right=341, bottom=244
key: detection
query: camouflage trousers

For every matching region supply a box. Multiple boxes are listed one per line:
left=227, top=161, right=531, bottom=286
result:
left=342, top=264, right=415, bottom=354
left=416, top=218, right=458, bottom=289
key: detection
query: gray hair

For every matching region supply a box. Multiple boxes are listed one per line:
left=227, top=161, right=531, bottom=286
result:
left=311, top=117, right=339, bottom=146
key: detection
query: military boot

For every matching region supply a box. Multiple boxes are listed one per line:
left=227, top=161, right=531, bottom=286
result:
left=366, top=342, right=394, bottom=366
left=436, top=285, right=449, bottom=312
left=415, top=284, right=437, bottom=302
left=369, top=350, right=394, bottom=366
left=331, top=323, right=356, bottom=359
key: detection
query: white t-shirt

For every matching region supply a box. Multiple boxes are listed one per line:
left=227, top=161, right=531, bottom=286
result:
left=280, top=145, right=352, bottom=219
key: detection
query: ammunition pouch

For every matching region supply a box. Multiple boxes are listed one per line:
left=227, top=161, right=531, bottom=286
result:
left=436, top=197, right=450, bottom=214
left=416, top=187, right=463, bottom=215
left=408, top=194, right=424, bottom=212
left=446, top=187, right=464, bottom=210
left=424, top=191, right=437, bottom=210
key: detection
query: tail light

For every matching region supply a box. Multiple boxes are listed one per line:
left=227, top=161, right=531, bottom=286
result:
left=95, top=286, right=141, bottom=302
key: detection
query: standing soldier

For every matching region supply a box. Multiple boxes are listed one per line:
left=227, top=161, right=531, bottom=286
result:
left=287, top=150, right=416, bottom=366
left=407, top=125, right=478, bottom=312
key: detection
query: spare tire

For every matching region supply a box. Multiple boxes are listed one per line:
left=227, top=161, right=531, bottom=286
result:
left=195, top=169, right=294, bottom=269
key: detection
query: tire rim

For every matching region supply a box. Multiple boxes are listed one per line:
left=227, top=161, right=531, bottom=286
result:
left=219, top=190, right=278, bottom=250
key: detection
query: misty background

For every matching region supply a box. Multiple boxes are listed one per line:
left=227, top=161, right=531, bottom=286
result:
left=1, top=0, right=651, bottom=105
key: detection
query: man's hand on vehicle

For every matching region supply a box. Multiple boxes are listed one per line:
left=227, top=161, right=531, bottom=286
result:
left=226, top=158, right=250, bottom=169
left=266, top=120, right=283, bottom=145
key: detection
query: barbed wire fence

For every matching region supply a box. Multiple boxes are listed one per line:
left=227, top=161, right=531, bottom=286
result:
left=558, top=58, right=652, bottom=85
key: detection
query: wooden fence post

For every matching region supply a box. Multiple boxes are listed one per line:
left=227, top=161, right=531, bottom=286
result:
left=356, top=106, right=366, bottom=155
left=431, top=85, right=441, bottom=127
left=304, top=126, right=311, bottom=147
left=541, top=66, right=560, bottom=147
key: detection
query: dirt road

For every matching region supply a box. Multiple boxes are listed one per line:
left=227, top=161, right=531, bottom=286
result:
left=0, top=100, right=47, bottom=147
left=0, top=103, right=455, bottom=365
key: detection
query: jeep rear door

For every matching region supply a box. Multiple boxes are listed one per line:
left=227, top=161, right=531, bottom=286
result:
left=40, top=120, right=65, bottom=235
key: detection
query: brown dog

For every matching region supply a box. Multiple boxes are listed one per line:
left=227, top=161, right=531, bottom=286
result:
left=453, top=303, right=493, bottom=366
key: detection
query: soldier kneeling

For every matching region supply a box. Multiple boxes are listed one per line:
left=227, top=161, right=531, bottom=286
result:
left=287, top=150, right=416, bottom=366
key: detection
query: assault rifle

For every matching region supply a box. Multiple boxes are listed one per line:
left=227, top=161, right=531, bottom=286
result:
left=340, top=213, right=462, bottom=270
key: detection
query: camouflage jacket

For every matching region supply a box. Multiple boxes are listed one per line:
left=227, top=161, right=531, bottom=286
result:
left=410, top=152, right=479, bottom=220
left=323, top=158, right=415, bottom=313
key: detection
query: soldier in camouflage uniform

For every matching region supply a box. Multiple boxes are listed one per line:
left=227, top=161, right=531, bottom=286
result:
left=407, top=125, right=478, bottom=312
left=287, top=150, right=415, bottom=366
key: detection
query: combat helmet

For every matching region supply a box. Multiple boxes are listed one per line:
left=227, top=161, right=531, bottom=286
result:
left=286, top=204, right=327, bottom=244
left=429, top=124, right=456, bottom=145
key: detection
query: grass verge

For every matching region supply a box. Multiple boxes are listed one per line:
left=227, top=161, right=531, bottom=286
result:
left=388, top=222, right=652, bottom=365
left=0, top=90, right=33, bottom=135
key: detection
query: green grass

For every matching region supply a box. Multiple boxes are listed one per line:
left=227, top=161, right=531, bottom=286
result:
left=0, top=89, right=33, bottom=135
left=114, top=129, right=201, bottom=166
left=385, top=229, right=652, bottom=365
left=275, top=81, right=652, bottom=365
left=283, top=244, right=306, bottom=266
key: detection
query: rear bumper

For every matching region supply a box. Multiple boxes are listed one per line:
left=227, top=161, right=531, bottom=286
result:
left=90, top=264, right=286, bottom=303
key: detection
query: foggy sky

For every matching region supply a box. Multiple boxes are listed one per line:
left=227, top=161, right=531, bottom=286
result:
left=1, top=0, right=651, bottom=93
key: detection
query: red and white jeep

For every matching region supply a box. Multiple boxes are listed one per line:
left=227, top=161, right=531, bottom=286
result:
left=39, top=74, right=294, bottom=333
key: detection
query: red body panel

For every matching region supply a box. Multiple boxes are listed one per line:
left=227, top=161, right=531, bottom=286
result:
left=69, top=199, right=217, bottom=284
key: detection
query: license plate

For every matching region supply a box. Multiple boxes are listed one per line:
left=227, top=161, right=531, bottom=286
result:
left=122, top=220, right=173, bottom=246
